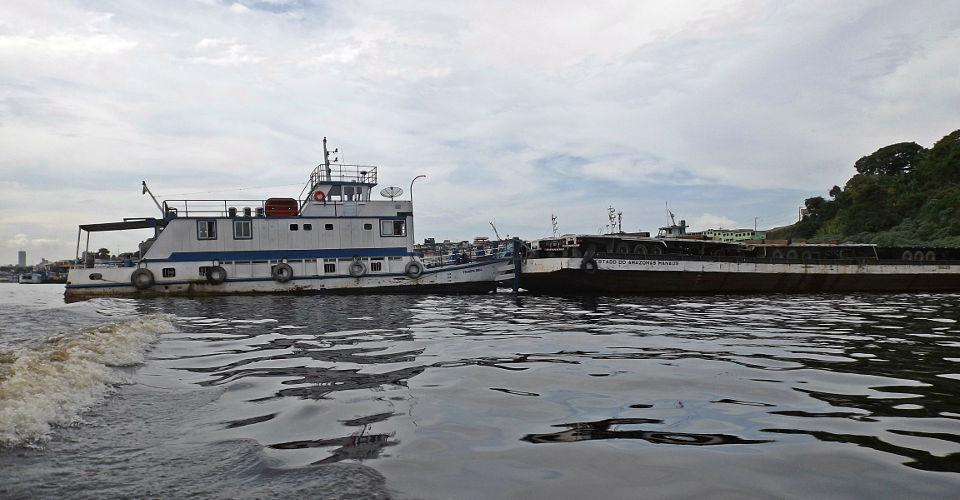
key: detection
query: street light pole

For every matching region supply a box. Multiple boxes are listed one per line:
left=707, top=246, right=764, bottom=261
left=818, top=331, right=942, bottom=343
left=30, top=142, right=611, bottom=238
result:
left=410, top=175, right=426, bottom=204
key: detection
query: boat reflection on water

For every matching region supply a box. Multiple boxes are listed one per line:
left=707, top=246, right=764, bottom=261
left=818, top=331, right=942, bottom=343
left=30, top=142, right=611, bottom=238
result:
left=522, top=417, right=772, bottom=446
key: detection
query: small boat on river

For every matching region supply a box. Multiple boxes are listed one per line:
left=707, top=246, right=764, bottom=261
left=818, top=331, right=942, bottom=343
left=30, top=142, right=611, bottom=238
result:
left=518, top=233, right=960, bottom=294
left=65, top=139, right=513, bottom=300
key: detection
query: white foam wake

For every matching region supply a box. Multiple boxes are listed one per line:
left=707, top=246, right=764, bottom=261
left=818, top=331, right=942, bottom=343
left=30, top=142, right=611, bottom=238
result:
left=0, top=314, right=176, bottom=446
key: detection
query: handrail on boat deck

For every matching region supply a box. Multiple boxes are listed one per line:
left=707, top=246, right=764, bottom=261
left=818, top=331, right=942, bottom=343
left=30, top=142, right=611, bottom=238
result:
left=161, top=200, right=268, bottom=217
left=299, top=164, right=379, bottom=200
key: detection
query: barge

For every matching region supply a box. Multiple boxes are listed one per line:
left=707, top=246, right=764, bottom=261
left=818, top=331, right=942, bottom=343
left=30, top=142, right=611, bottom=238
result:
left=518, top=233, right=960, bottom=294
left=65, top=140, right=513, bottom=300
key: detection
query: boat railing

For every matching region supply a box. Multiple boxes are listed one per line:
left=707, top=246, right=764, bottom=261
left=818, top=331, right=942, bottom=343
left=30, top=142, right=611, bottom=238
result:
left=299, top=164, right=379, bottom=199
left=420, top=240, right=514, bottom=268
left=162, top=200, right=267, bottom=218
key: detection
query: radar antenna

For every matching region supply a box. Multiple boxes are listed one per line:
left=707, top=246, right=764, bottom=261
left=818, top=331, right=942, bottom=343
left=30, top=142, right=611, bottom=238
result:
left=322, top=137, right=339, bottom=181
left=607, top=206, right=622, bottom=234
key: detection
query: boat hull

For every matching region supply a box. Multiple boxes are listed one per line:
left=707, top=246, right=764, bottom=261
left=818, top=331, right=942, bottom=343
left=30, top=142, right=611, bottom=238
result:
left=65, top=259, right=512, bottom=300
left=519, top=257, right=960, bottom=294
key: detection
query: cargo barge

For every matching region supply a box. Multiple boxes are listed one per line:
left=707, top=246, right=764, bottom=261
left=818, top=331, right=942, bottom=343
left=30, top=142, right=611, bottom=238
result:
left=518, top=233, right=960, bottom=294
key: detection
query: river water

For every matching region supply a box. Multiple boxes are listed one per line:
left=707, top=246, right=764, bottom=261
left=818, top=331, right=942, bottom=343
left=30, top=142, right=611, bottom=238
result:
left=2, top=283, right=959, bottom=498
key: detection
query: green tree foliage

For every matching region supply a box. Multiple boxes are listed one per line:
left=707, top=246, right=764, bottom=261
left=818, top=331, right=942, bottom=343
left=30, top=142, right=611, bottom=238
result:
left=769, top=129, right=960, bottom=245
left=853, top=142, right=925, bottom=175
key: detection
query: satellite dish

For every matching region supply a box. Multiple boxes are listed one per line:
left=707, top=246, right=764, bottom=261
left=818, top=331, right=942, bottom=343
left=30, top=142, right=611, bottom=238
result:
left=380, top=186, right=403, bottom=200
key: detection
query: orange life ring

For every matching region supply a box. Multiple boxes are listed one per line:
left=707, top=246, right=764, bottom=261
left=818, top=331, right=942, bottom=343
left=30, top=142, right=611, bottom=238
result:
left=313, top=190, right=325, bottom=201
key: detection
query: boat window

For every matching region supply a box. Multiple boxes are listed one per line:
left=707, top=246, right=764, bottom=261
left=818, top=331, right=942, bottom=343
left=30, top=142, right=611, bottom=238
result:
left=303, top=223, right=312, bottom=230
left=323, top=263, right=336, bottom=273
left=370, top=262, right=382, bottom=272
left=233, top=220, right=252, bottom=239
left=364, top=223, right=373, bottom=230
left=162, top=268, right=175, bottom=278
left=381, top=220, right=406, bottom=236
left=325, top=223, right=334, bottom=230
left=197, top=220, right=217, bottom=240
left=290, top=224, right=299, bottom=231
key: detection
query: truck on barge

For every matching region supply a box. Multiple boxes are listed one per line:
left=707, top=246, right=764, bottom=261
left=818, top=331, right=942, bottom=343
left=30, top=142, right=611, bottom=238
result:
left=518, top=233, right=960, bottom=294
left=65, top=140, right=513, bottom=300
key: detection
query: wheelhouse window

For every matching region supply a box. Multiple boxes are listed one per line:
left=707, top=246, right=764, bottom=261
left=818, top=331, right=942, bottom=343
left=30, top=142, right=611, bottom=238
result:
left=325, top=223, right=334, bottom=230
left=197, top=220, right=217, bottom=240
left=303, top=223, right=312, bottom=230
left=234, top=220, right=252, bottom=239
left=381, top=219, right=406, bottom=236
left=290, top=223, right=299, bottom=231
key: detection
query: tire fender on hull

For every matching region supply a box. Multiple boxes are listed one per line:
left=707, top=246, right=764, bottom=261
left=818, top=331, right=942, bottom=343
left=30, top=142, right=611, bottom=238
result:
left=131, top=268, right=154, bottom=290
left=349, top=261, right=367, bottom=277
left=405, top=261, right=424, bottom=279
left=272, top=263, right=294, bottom=283
left=207, top=266, right=227, bottom=285
left=581, top=258, right=598, bottom=274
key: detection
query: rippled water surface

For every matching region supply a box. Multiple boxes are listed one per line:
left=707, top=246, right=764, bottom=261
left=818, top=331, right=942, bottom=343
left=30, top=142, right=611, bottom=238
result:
left=2, top=283, right=960, bottom=498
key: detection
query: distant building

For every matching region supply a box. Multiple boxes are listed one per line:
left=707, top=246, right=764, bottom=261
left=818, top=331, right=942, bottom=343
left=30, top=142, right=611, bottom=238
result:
left=18, top=250, right=26, bottom=268
left=697, top=229, right=767, bottom=242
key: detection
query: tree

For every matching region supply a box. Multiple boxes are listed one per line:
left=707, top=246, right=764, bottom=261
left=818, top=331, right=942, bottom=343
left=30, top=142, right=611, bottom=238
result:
left=853, top=142, right=926, bottom=175
left=829, top=185, right=842, bottom=199
left=97, top=248, right=111, bottom=259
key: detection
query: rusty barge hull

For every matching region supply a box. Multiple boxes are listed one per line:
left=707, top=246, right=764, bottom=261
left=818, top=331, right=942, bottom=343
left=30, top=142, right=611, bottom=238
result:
left=519, top=257, right=960, bottom=294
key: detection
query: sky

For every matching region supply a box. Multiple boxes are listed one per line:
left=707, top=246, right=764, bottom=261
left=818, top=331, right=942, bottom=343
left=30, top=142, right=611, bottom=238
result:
left=1, top=0, right=958, bottom=265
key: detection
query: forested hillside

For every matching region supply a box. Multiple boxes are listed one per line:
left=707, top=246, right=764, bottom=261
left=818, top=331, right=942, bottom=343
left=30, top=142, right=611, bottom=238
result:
left=768, top=129, right=960, bottom=246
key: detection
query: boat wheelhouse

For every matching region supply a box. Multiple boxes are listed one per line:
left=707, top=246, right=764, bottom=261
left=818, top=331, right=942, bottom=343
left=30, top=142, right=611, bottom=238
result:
left=65, top=142, right=513, bottom=299
left=518, top=233, right=960, bottom=294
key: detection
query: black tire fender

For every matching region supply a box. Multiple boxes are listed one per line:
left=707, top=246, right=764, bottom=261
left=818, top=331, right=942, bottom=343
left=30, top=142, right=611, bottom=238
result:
left=405, top=261, right=424, bottom=279
left=131, top=268, right=155, bottom=290
left=349, top=261, right=366, bottom=277
left=580, top=258, right=598, bottom=274
left=272, top=263, right=293, bottom=283
left=207, top=265, right=227, bottom=285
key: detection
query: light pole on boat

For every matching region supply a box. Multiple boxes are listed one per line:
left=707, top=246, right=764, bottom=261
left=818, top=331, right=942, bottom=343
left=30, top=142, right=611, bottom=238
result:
left=410, top=175, right=426, bottom=204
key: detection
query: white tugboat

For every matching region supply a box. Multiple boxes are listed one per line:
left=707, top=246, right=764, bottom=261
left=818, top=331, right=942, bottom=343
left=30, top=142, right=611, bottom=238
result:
left=65, top=139, right=513, bottom=300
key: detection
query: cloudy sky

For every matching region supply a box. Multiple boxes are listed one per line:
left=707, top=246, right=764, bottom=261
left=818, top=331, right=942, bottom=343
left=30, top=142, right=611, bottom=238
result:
left=1, top=0, right=958, bottom=265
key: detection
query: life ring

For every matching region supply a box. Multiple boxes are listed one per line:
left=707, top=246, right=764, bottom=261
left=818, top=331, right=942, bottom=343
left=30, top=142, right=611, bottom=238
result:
left=924, top=250, right=936, bottom=262
left=131, top=268, right=155, bottom=290
left=580, top=258, right=598, bottom=274
left=272, top=263, right=293, bottom=283
left=207, top=265, right=227, bottom=285
left=901, top=250, right=913, bottom=261
left=405, top=261, right=424, bottom=279
left=313, top=190, right=325, bottom=201
left=349, top=261, right=366, bottom=277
